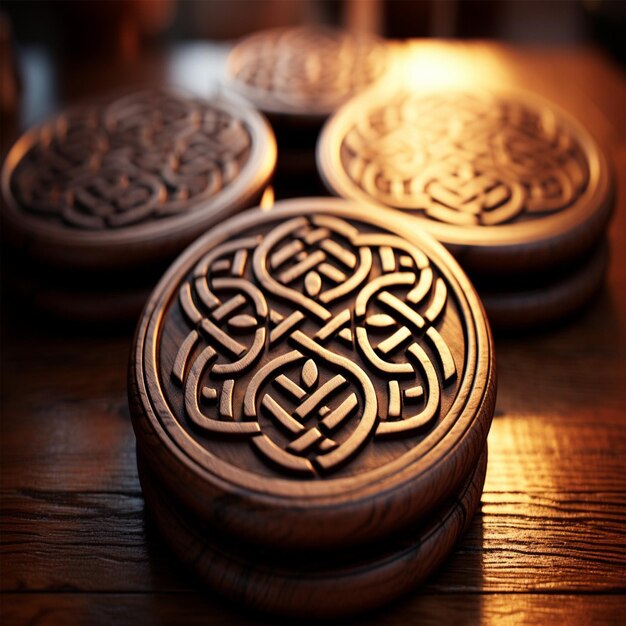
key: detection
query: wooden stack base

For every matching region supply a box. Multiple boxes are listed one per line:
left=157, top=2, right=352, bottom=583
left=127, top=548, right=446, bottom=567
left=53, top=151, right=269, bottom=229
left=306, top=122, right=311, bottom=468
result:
left=6, top=278, right=152, bottom=324
left=138, top=448, right=488, bottom=618
left=1, top=251, right=160, bottom=323
left=474, top=242, right=609, bottom=330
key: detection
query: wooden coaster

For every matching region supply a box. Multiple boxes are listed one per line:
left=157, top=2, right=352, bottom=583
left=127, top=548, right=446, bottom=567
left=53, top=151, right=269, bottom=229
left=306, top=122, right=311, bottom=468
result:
left=1, top=89, right=276, bottom=271
left=318, top=88, right=614, bottom=275
left=129, top=197, right=496, bottom=552
left=225, top=26, right=388, bottom=120
left=138, top=446, right=487, bottom=618
left=477, top=240, right=609, bottom=329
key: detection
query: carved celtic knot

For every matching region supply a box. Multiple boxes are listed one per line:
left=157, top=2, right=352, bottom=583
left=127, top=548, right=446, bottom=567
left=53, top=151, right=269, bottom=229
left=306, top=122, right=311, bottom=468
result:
left=229, top=27, right=386, bottom=111
left=10, top=91, right=252, bottom=229
left=170, top=216, right=458, bottom=476
left=340, top=92, right=590, bottom=225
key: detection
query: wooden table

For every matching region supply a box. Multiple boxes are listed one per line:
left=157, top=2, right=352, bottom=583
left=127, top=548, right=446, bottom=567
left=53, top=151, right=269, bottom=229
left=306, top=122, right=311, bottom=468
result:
left=1, top=42, right=625, bottom=625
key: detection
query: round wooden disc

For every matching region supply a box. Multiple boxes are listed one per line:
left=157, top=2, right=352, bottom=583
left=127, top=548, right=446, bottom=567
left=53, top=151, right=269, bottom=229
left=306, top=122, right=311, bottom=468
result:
left=478, top=240, right=609, bottom=329
left=225, top=26, right=388, bottom=120
left=317, top=88, right=614, bottom=274
left=1, top=89, right=276, bottom=271
left=129, top=197, right=495, bottom=551
left=138, top=446, right=488, bottom=618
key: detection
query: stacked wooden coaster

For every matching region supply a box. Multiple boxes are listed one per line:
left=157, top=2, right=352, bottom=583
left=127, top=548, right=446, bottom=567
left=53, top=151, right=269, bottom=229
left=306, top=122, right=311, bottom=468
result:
left=224, top=26, right=387, bottom=196
left=318, top=88, right=614, bottom=328
left=0, top=89, right=276, bottom=322
left=129, top=197, right=496, bottom=617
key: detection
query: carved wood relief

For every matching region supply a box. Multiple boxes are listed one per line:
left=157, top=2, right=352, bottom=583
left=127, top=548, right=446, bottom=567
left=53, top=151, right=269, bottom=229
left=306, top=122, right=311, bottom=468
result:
left=227, top=27, right=387, bottom=115
left=168, top=214, right=460, bottom=476
left=9, top=91, right=253, bottom=229
left=338, top=92, right=590, bottom=225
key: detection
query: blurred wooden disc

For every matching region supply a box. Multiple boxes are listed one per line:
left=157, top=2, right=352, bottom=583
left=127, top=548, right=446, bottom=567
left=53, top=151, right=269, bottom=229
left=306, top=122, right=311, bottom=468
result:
left=129, top=197, right=495, bottom=552
left=1, top=89, right=276, bottom=271
left=318, top=88, right=614, bottom=275
left=225, top=26, right=388, bottom=121
left=137, top=446, right=487, bottom=618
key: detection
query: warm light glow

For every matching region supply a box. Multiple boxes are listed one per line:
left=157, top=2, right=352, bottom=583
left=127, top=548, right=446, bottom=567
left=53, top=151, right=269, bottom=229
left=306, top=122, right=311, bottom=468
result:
left=485, top=417, right=558, bottom=497
left=397, top=41, right=515, bottom=91
left=260, top=185, right=275, bottom=211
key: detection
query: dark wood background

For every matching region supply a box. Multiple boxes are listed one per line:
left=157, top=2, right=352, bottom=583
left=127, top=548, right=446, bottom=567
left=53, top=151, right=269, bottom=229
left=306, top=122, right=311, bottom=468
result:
left=1, top=42, right=625, bottom=625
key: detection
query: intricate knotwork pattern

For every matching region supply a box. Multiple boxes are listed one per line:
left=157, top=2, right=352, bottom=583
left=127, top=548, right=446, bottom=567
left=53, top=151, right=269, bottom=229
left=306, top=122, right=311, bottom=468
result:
left=170, top=216, right=458, bottom=476
left=229, top=27, right=386, bottom=111
left=10, top=91, right=252, bottom=229
left=340, top=92, right=590, bottom=225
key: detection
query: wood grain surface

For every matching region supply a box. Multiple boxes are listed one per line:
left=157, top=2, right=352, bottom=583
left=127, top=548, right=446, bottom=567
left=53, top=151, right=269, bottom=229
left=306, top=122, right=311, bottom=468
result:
left=1, top=42, right=625, bottom=625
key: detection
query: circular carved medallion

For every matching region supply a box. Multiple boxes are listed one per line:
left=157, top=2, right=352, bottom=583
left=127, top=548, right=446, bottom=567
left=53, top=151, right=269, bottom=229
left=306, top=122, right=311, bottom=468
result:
left=1, top=90, right=276, bottom=269
left=225, top=27, right=388, bottom=118
left=129, top=198, right=495, bottom=549
left=318, top=89, right=613, bottom=272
